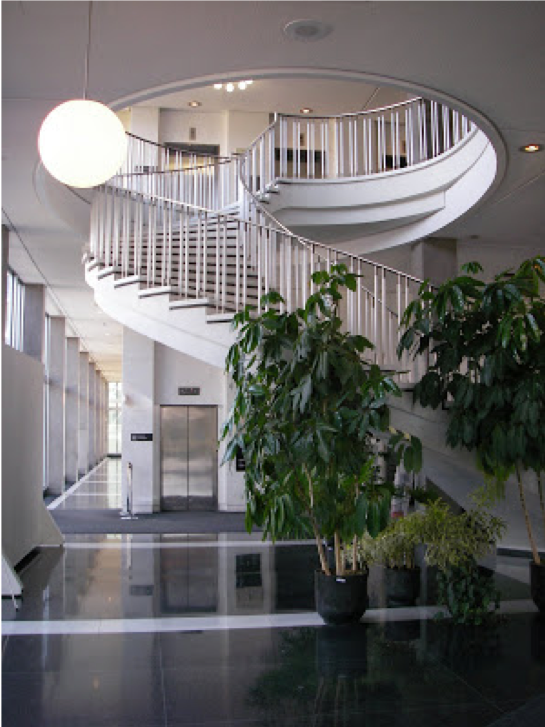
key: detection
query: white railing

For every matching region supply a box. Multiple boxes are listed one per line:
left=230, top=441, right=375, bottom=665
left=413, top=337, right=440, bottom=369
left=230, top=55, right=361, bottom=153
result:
left=89, top=98, right=474, bottom=382
left=115, top=135, right=240, bottom=211
left=89, top=180, right=427, bottom=381
left=240, top=98, right=475, bottom=195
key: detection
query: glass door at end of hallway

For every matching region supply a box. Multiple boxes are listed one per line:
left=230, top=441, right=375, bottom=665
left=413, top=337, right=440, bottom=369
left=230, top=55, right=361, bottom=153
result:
left=160, top=405, right=218, bottom=512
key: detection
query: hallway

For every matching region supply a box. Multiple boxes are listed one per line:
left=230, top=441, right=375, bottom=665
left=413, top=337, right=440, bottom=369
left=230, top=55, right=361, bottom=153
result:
left=2, top=459, right=545, bottom=726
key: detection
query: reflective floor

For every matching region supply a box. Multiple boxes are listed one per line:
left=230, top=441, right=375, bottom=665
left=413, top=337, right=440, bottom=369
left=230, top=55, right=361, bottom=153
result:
left=3, top=459, right=545, bottom=726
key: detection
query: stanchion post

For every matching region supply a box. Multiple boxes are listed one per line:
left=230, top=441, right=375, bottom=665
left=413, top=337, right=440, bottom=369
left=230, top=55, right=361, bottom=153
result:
left=121, top=461, right=138, bottom=520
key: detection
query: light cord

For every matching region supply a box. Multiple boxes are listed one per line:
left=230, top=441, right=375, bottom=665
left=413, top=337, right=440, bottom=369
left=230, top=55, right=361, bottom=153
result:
left=83, top=1, right=93, bottom=100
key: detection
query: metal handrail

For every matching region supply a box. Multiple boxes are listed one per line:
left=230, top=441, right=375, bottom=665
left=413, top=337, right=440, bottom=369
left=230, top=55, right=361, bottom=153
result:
left=90, top=97, right=475, bottom=382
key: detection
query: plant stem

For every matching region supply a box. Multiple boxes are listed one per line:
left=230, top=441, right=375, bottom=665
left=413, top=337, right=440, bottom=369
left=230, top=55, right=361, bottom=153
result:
left=312, top=521, right=330, bottom=576
left=334, top=531, right=343, bottom=576
left=352, top=536, right=358, bottom=573
left=516, top=465, right=541, bottom=565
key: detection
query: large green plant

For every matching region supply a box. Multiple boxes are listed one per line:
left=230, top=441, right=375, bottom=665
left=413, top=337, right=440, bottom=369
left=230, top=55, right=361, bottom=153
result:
left=398, top=257, right=545, bottom=564
left=422, top=499, right=506, bottom=625
left=222, top=265, right=422, bottom=576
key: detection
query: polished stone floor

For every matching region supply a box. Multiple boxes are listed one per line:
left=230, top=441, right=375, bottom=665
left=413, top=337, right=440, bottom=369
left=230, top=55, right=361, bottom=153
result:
left=3, top=459, right=545, bottom=726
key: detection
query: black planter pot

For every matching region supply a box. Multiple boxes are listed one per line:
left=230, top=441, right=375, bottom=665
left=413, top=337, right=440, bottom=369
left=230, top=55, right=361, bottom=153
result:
left=314, top=571, right=369, bottom=625
left=530, top=561, right=545, bottom=613
left=385, top=566, right=421, bottom=607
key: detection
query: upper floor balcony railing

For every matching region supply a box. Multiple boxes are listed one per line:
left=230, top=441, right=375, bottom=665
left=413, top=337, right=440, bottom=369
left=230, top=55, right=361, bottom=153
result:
left=112, top=98, right=476, bottom=212
left=241, top=97, right=476, bottom=195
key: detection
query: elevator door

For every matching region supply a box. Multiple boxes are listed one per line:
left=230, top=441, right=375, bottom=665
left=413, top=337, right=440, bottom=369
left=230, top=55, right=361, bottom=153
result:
left=160, top=406, right=218, bottom=511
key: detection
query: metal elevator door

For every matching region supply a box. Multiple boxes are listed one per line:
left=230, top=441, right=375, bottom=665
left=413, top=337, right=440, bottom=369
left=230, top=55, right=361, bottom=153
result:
left=160, top=406, right=218, bottom=511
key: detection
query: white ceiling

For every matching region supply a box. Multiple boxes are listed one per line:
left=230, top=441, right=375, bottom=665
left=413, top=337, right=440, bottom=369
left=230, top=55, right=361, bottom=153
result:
left=2, top=1, right=545, bottom=380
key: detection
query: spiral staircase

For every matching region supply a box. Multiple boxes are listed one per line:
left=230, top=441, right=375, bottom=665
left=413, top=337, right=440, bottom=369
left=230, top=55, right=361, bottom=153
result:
left=85, top=97, right=487, bottom=378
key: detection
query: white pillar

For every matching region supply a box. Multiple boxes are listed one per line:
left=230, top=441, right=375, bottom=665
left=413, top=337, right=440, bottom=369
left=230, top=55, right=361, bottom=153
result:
left=410, top=238, right=458, bottom=286
left=65, top=337, right=80, bottom=485
left=47, top=316, right=66, bottom=495
left=122, top=328, right=157, bottom=514
left=88, top=362, right=96, bottom=469
left=78, top=352, right=89, bottom=477
left=104, top=379, right=109, bottom=457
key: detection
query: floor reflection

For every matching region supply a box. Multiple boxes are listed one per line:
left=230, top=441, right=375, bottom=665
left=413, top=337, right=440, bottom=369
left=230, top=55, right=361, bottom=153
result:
left=2, top=537, right=533, bottom=623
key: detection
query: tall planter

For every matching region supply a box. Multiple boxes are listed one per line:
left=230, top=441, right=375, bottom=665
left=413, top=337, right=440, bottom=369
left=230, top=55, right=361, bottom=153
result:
left=314, top=571, right=369, bottom=625
left=385, top=566, right=420, bottom=607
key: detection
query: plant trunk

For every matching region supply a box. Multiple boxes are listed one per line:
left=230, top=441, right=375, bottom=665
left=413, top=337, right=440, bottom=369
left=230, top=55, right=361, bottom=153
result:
left=516, top=466, right=541, bottom=565
left=334, top=531, right=344, bottom=576
left=352, top=536, right=358, bottom=573
left=312, top=522, right=331, bottom=576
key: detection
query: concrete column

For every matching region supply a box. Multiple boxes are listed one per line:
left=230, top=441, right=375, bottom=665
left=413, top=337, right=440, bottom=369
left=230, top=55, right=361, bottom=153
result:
left=122, top=328, right=156, bottom=514
left=96, top=372, right=103, bottom=463
left=104, top=379, right=109, bottom=457
left=88, top=363, right=96, bottom=469
left=410, top=238, right=458, bottom=286
left=23, top=284, right=45, bottom=362
left=46, top=316, right=66, bottom=495
left=78, top=352, right=89, bottom=477
left=65, top=337, right=80, bottom=485
left=2, top=225, right=9, bottom=339
left=96, top=375, right=102, bottom=462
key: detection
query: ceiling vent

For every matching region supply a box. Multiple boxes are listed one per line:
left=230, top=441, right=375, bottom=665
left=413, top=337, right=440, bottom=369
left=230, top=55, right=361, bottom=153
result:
left=283, top=19, right=333, bottom=42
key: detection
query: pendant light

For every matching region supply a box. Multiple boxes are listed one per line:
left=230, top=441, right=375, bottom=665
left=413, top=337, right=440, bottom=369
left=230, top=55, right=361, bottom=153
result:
left=38, top=2, right=127, bottom=188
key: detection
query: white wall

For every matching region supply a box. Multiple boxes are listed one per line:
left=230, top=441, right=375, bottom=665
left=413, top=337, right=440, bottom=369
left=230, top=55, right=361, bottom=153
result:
left=159, top=110, right=226, bottom=152
left=158, top=109, right=271, bottom=156
left=2, top=344, right=63, bottom=565
left=130, top=107, right=160, bottom=144
left=457, top=241, right=545, bottom=281
left=122, top=331, right=245, bottom=513
left=225, top=111, right=270, bottom=154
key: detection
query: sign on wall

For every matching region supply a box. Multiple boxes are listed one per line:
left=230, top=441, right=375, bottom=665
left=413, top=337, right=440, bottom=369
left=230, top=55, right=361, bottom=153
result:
left=178, top=387, right=201, bottom=396
left=131, top=433, right=153, bottom=442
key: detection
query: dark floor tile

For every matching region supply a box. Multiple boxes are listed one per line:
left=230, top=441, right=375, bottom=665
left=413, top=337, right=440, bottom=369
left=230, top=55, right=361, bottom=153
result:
left=2, top=668, right=165, bottom=727
left=492, top=696, right=545, bottom=726
left=2, top=633, right=162, bottom=674
left=422, top=615, right=545, bottom=705
left=166, top=702, right=503, bottom=727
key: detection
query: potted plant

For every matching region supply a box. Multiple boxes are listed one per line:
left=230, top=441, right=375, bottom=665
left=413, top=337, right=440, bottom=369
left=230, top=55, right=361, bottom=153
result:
left=222, top=265, right=422, bottom=624
left=372, top=511, right=424, bottom=607
left=421, top=498, right=506, bottom=624
left=398, top=256, right=545, bottom=612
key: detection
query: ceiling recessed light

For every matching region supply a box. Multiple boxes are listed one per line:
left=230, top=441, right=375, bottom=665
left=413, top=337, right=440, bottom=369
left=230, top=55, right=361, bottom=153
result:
left=245, top=80, right=253, bottom=85
left=188, top=101, right=201, bottom=108
left=213, top=83, right=223, bottom=90
left=283, top=19, right=333, bottom=42
left=238, top=81, right=247, bottom=90
left=300, top=108, right=313, bottom=115
left=225, top=83, right=235, bottom=93
left=520, top=143, right=543, bottom=153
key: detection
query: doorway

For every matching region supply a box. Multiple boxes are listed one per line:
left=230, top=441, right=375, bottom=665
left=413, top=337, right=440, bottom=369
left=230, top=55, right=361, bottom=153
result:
left=160, top=406, right=218, bottom=511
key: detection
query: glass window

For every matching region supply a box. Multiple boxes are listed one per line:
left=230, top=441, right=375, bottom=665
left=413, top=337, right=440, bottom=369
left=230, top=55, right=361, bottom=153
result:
left=4, top=268, right=25, bottom=351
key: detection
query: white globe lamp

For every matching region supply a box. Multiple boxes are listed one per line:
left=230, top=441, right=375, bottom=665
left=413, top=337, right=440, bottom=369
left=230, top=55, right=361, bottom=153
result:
left=38, top=99, right=128, bottom=188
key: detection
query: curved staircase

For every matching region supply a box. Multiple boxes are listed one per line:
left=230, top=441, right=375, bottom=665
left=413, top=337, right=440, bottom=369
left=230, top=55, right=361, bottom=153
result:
left=85, top=96, right=489, bottom=382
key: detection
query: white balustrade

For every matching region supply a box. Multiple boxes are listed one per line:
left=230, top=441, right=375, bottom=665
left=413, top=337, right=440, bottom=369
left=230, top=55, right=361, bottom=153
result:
left=91, top=97, right=475, bottom=383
